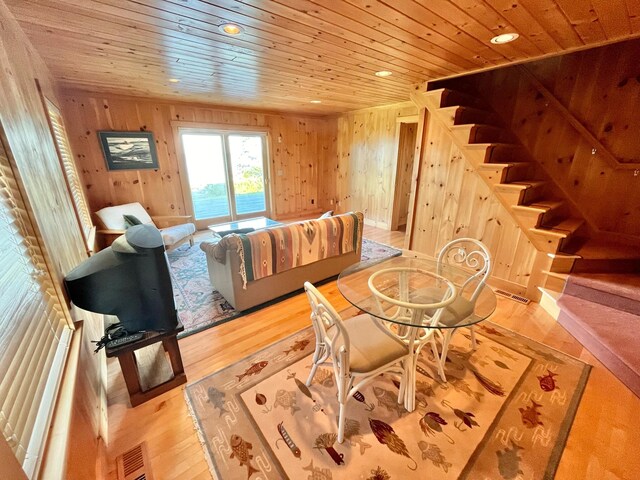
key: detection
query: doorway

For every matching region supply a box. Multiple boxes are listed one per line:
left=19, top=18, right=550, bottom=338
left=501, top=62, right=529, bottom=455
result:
left=178, top=129, right=271, bottom=229
left=391, top=121, right=418, bottom=231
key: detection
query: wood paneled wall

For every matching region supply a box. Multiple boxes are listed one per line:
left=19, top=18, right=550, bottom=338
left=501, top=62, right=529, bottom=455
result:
left=443, top=39, right=640, bottom=240
left=408, top=111, right=539, bottom=294
left=330, top=102, right=418, bottom=228
left=59, top=92, right=334, bottom=220
left=0, top=2, right=105, bottom=477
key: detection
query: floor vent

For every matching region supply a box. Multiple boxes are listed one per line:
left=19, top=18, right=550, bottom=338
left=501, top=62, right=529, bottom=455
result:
left=117, top=442, right=153, bottom=480
left=495, top=289, right=531, bottom=305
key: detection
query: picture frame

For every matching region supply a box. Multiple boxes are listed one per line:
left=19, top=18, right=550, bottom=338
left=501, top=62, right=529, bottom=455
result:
left=98, top=131, right=159, bottom=171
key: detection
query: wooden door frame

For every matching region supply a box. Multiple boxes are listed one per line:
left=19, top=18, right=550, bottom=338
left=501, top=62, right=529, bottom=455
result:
left=389, top=115, right=420, bottom=231
left=171, top=121, right=274, bottom=230
left=404, top=108, right=429, bottom=250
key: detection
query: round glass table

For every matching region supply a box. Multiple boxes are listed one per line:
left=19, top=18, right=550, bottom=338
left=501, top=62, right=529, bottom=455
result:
left=337, top=256, right=497, bottom=411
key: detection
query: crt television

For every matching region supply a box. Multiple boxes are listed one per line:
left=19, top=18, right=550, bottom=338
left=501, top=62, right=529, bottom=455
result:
left=64, top=224, right=178, bottom=332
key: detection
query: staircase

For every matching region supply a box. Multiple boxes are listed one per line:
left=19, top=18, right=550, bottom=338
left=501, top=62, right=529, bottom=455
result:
left=412, top=87, right=640, bottom=292
left=414, top=87, right=587, bottom=256
left=558, top=273, right=640, bottom=397
left=412, top=86, right=640, bottom=397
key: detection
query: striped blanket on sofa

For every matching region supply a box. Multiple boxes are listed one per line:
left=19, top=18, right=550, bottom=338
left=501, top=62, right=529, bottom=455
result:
left=213, top=212, right=363, bottom=288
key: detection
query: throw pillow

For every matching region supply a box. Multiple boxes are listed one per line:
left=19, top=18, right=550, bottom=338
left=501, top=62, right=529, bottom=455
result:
left=319, top=210, right=334, bottom=219
left=123, top=214, right=143, bottom=229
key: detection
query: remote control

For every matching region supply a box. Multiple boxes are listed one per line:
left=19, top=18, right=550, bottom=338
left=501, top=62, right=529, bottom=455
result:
left=107, top=333, right=144, bottom=349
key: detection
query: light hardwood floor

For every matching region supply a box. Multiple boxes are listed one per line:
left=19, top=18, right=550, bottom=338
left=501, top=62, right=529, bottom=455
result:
left=102, top=225, right=640, bottom=480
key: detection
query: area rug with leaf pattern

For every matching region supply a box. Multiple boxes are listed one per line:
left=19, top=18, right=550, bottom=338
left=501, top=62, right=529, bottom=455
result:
left=168, top=238, right=401, bottom=338
left=185, top=319, right=590, bottom=480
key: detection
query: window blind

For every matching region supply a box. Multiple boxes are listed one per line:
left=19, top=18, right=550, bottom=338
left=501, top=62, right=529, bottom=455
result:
left=0, top=138, right=72, bottom=478
left=44, top=99, right=93, bottom=250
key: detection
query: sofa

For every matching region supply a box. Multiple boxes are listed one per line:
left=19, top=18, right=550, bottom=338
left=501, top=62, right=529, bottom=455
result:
left=200, top=212, right=364, bottom=310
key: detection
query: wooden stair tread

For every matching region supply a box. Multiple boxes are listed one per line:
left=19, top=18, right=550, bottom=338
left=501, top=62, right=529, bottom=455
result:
left=511, top=180, right=546, bottom=188
left=451, top=123, right=503, bottom=131
left=478, top=162, right=528, bottom=169
left=465, top=142, right=520, bottom=150
left=495, top=181, right=545, bottom=191
left=568, top=239, right=640, bottom=260
left=542, top=270, right=569, bottom=280
left=544, top=217, right=585, bottom=232
left=529, top=226, right=570, bottom=239
left=438, top=105, right=494, bottom=117
left=513, top=200, right=564, bottom=213
left=426, top=88, right=487, bottom=108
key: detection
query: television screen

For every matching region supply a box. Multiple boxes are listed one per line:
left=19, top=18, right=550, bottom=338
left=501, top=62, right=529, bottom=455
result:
left=64, top=224, right=178, bottom=332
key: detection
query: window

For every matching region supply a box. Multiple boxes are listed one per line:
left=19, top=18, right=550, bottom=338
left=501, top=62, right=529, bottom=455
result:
left=0, top=135, right=72, bottom=478
left=178, top=128, right=270, bottom=229
left=42, top=95, right=93, bottom=253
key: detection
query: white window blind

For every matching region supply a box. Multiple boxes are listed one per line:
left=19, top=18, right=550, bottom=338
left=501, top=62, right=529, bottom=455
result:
left=0, top=138, right=72, bottom=478
left=44, top=98, right=93, bottom=250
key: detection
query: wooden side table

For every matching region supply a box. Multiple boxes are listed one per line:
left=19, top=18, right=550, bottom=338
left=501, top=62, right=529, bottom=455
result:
left=106, top=322, right=187, bottom=407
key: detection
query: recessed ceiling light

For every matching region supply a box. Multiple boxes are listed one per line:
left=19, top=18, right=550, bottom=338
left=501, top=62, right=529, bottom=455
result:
left=375, top=70, right=393, bottom=77
left=490, top=33, right=519, bottom=44
left=310, top=100, right=322, bottom=104
left=219, top=23, right=244, bottom=35
left=168, top=78, right=180, bottom=83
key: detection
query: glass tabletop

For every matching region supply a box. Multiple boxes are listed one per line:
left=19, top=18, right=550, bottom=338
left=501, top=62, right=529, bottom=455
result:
left=337, top=256, right=497, bottom=329
left=207, top=216, right=282, bottom=232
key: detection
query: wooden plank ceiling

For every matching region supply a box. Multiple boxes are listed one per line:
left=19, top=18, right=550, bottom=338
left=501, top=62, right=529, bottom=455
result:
left=7, top=0, right=640, bottom=114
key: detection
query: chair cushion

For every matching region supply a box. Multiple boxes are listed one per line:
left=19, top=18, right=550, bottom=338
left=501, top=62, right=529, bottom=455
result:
left=334, top=314, right=408, bottom=373
left=95, top=202, right=153, bottom=230
left=160, top=223, right=196, bottom=246
left=413, top=287, right=475, bottom=327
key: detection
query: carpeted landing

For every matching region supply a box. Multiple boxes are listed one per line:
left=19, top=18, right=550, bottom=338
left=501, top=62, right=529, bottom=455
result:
left=558, top=272, right=640, bottom=398
left=185, top=320, right=590, bottom=480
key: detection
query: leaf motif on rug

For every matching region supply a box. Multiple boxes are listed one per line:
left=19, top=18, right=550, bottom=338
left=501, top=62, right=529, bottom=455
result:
left=369, top=418, right=417, bottom=471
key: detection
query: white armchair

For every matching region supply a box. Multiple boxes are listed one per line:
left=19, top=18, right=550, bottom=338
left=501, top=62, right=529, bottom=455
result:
left=95, top=202, right=195, bottom=251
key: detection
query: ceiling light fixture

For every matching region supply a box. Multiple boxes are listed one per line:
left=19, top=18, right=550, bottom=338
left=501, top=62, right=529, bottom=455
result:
left=375, top=70, right=393, bottom=77
left=490, top=33, right=519, bottom=44
left=219, top=23, right=244, bottom=35
left=168, top=78, right=180, bottom=83
left=310, top=100, right=322, bottom=104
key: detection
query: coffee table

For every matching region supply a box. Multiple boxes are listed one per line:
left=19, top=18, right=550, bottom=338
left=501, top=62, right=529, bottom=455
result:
left=207, top=216, right=282, bottom=235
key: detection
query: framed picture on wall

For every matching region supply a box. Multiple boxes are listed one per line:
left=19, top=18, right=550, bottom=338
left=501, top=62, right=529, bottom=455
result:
left=98, top=131, right=159, bottom=170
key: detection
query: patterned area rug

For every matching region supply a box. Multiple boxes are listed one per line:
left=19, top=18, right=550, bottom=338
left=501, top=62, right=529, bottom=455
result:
left=185, top=321, right=590, bottom=480
left=167, top=238, right=401, bottom=337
